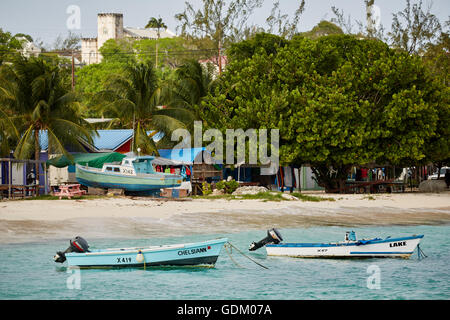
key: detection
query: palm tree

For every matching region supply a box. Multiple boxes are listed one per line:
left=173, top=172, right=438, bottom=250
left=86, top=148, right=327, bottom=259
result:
left=170, top=60, right=215, bottom=108
left=0, top=105, right=19, bottom=156
left=94, top=61, right=194, bottom=155
left=0, top=56, right=95, bottom=192
left=145, top=17, right=168, bottom=68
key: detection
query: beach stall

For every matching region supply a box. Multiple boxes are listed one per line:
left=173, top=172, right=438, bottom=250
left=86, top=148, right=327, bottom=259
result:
left=156, top=148, right=222, bottom=196
left=0, top=157, right=49, bottom=199
left=0, top=130, right=52, bottom=198
left=257, top=164, right=322, bottom=192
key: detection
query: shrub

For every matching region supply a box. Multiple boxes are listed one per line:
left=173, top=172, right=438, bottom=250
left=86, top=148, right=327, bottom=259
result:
left=202, top=182, right=212, bottom=195
left=215, top=179, right=240, bottom=194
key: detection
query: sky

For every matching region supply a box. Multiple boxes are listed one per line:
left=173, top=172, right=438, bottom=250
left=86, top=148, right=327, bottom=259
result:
left=0, top=0, right=449, bottom=47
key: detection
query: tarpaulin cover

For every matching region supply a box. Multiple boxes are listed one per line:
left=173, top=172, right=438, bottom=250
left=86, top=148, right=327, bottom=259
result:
left=46, top=152, right=126, bottom=169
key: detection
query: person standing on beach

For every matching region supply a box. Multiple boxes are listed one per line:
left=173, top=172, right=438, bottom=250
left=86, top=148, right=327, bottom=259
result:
left=26, top=169, right=35, bottom=196
left=361, top=168, right=368, bottom=181
left=445, top=169, right=450, bottom=188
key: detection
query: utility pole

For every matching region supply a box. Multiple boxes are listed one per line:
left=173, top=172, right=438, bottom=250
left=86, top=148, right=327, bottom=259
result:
left=218, top=39, right=222, bottom=75
left=156, top=40, right=159, bottom=68
left=71, top=50, right=75, bottom=90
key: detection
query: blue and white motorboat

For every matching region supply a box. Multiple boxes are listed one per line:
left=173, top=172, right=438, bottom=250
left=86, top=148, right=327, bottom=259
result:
left=249, top=229, right=424, bottom=259
left=54, top=237, right=228, bottom=268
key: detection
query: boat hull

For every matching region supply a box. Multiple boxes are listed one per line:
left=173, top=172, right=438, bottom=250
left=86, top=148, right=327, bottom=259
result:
left=76, top=164, right=182, bottom=192
left=266, top=235, right=423, bottom=259
left=65, top=238, right=228, bottom=269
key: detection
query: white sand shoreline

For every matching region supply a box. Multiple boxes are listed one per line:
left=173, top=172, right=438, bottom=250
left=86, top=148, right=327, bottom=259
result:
left=0, top=192, right=449, bottom=244
left=0, top=192, right=449, bottom=221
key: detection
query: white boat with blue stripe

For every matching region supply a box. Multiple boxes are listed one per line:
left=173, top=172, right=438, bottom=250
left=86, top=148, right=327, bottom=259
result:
left=249, top=229, right=424, bottom=259
left=54, top=237, right=228, bottom=268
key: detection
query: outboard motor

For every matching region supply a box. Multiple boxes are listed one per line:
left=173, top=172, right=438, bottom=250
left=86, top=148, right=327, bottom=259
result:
left=54, top=236, right=90, bottom=263
left=249, top=228, right=283, bottom=251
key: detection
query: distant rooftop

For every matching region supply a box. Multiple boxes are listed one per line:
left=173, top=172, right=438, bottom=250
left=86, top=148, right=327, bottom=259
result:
left=39, top=129, right=164, bottom=152
left=124, top=27, right=176, bottom=40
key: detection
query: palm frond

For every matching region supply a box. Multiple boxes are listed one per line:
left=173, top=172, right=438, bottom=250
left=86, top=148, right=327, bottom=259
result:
left=151, top=114, right=188, bottom=137
left=154, top=107, right=196, bottom=125
left=13, top=125, right=35, bottom=159
left=133, top=122, right=159, bottom=155
left=47, top=127, right=73, bottom=160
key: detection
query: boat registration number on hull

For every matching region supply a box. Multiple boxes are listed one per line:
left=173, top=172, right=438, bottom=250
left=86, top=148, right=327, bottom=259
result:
left=121, top=168, right=134, bottom=175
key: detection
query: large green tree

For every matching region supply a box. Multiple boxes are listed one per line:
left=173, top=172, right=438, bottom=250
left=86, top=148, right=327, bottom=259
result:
left=198, top=34, right=448, bottom=192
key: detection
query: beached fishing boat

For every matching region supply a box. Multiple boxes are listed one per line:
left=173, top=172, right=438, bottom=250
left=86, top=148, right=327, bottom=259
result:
left=75, top=155, right=182, bottom=192
left=54, top=237, right=228, bottom=268
left=249, top=229, right=424, bottom=259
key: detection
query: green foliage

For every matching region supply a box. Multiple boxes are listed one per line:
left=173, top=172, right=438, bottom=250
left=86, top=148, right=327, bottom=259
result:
left=237, top=192, right=283, bottom=201
left=145, top=17, right=167, bottom=31
left=194, top=191, right=335, bottom=202
left=291, top=192, right=336, bottom=202
left=133, top=37, right=195, bottom=67
left=76, top=61, right=126, bottom=95
left=168, top=59, right=215, bottom=113
left=202, top=181, right=212, bottom=195
left=198, top=33, right=449, bottom=192
left=298, top=21, right=344, bottom=40
left=99, top=38, right=136, bottom=64
left=227, top=32, right=288, bottom=61
left=0, top=28, right=27, bottom=65
left=75, top=61, right=127, bottom=118
left=215, top=179, right=239, bottom=194
left=97, top=37, right=211, bottom=69
left=423, top=32, right=449, bottom=87
left=0, top=56, right=95, bottom=162
left=93, top=61, right=195, bottom=154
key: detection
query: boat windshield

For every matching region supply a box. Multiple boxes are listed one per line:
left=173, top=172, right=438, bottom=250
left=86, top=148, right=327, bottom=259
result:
left=133, top=159, right=155, bottom=174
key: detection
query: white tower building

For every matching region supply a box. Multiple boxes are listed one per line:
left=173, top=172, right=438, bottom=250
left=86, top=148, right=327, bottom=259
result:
left=81, top=12, right=175, bottom=65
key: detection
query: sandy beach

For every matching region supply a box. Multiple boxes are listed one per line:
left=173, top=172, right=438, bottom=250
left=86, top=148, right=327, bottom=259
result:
left=1, top=192, right=449, bottom=244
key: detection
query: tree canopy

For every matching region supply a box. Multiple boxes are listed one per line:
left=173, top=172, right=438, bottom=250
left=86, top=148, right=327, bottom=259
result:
left=198, top=33, right=449, bottom=191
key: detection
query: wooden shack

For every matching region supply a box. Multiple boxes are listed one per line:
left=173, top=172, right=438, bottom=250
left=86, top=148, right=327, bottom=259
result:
left=191, top=151, right=223, bottom=195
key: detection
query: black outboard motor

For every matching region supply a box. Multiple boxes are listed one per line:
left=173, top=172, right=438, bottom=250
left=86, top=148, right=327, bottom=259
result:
left=249, top=228, right=283, bottom=251
left=54, top=236, right=90, bottom=263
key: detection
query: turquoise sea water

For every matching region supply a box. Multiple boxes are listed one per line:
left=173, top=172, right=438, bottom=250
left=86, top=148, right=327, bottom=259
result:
left=0, top=225, right=449, bottom=300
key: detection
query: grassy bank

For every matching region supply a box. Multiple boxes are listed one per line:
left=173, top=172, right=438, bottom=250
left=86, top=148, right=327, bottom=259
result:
left=4, top=191, right=336, bottom=203
left=193, top=192, right=335, bottom=202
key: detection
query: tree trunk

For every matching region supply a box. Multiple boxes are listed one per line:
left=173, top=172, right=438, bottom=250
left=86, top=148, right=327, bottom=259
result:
left=312, top=165, right=352, bottom=194
left=155, top=31, right=160, bottom=68
left=437, top=163, right=442, bottom=179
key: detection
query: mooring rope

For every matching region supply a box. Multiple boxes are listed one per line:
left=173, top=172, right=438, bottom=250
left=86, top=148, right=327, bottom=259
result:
left=226, top=242, right=269, bottom=270
left=224, top=244, right=245, bottom=269
left=417, top=244, right=428, bottom=260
